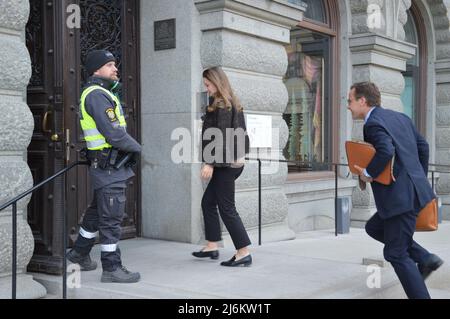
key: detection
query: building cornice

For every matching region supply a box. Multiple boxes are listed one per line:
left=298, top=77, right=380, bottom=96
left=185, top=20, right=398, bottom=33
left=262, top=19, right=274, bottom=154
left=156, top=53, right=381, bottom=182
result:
left=194, top=0, right=305, bottom=29
left=350, top=33, right=416, bottom=71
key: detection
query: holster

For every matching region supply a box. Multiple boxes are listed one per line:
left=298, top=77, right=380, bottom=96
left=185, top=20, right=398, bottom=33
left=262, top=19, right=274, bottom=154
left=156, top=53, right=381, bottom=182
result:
left=114, top=152, right=133, bottom=170
left=86, top=148, right=115, bottom=169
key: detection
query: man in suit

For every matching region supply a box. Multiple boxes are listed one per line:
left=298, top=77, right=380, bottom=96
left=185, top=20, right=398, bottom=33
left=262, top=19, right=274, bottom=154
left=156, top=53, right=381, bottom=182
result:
left=347, top=82, right=443, bottom=299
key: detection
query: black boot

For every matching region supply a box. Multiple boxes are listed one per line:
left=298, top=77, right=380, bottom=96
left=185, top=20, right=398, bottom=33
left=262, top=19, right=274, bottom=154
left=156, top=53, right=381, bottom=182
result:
left=67, top=249, right=97, bottom=271
left=101, top=265, right=140, bottom=283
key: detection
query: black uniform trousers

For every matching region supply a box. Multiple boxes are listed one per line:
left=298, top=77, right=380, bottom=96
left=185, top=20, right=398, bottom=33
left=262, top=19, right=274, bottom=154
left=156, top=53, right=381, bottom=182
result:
left=201, top=166, right=251, bottom=250
left=365, top=195, right=431, bottom=299
left=73, top=182, right=127, bottom=271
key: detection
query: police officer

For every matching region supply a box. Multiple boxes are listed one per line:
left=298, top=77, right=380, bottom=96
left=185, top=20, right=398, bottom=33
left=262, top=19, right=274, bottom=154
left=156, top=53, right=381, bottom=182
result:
left=66, top=50, right=141, bottom=283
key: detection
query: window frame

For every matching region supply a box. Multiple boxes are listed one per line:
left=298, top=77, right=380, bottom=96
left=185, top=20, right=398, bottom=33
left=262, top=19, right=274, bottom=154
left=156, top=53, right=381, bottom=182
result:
left=285, top=0, right=339, bottom=176
left=408, top=0, right=428, bottom=135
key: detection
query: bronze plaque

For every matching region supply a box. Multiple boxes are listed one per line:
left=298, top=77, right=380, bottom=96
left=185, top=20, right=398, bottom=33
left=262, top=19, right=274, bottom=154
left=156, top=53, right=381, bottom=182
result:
left=154, top=19, right=176, bottom=51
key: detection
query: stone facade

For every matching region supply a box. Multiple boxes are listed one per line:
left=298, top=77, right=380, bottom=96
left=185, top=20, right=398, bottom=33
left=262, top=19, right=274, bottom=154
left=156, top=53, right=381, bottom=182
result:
left=349, top=34, right=416, bottom=224
left=140, top=0, right=305, bottom=245
left=195, top=0, right=306, bottom=244
left=350, top=0, right=417, bottom=225
left=432, top=0, right=450, bottom=219
left=0, top=0, right=46, bottom=298
left=346, top=0, right=450, bottom=224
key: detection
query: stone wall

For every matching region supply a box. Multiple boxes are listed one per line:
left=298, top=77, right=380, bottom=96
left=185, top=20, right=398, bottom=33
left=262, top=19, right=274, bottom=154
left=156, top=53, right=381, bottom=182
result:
left=140, top=0, right=203, bottom=242
left=0, top=0, right=46, bottom=298
left=195, top=0, right=305, bottom=244
left=430, top=0, right=450, bottom=219
left=348, top=0, right=415, bottom=225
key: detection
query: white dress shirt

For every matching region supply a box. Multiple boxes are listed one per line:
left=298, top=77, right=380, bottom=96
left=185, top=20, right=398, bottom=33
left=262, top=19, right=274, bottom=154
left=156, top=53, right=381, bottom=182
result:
left=363, top=107, right=375, bottom=178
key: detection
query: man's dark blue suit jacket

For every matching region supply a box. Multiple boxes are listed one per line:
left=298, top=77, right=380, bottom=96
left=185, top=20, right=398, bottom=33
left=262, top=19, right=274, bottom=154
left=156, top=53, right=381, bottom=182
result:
left=363, top=107, right=435, bottom=219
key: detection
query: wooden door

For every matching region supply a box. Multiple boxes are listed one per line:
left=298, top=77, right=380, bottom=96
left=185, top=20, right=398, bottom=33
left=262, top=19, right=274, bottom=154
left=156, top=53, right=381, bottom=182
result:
left=26, top=0, right=141, bottom=274
left=26, top=0, right=67, bottom=274
left=65, top=0, right=141, bottom=243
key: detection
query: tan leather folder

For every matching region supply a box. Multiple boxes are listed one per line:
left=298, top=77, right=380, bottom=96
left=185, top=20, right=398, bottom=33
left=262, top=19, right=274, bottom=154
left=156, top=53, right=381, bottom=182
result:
left=345, top=140, right=395, bottom=185
left=416, top=198, right=438, bottom=231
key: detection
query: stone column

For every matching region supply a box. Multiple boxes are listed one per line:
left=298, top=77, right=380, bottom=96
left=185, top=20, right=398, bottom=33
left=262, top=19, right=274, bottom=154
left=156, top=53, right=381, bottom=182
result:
left=432, top=0, right=450, bottom=220
left=0, top=0, right=46, bottom=298
left=195, top=0, right=305, bottom=244
left=349, top=0, right=415, bottom=225
left=436, top=62, right=450, bottom=220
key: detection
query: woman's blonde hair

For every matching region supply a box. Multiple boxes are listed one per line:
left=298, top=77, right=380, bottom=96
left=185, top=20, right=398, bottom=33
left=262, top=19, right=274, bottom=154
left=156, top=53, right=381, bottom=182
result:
left=203, top=67, right=243, bottom=112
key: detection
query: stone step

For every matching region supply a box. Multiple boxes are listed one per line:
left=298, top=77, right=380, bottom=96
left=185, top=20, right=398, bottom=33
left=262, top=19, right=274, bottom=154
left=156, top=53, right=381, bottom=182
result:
left=0, top=274, right=47, bottom=299
left=28, top=225, right=450, bottom=299
left=33, top=272, right=222, bottom=299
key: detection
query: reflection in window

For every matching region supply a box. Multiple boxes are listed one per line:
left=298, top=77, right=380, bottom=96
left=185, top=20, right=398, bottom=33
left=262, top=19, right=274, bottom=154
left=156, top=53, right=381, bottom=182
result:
left=401, top=10, right=419, bottom=123
left=283, top=29, right=329, bottom=172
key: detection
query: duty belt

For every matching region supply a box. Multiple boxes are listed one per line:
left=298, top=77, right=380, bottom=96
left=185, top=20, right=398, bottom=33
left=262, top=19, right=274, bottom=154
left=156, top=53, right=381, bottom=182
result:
left=86, top=148, right=119, bottom=169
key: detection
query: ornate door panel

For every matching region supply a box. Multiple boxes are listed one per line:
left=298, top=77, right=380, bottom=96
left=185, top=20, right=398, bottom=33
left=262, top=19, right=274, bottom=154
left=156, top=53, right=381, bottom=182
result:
left=26, top=0, right=65, bottom=274
left=26, top=0, right=140, bottom=274
left=67, top=0, right=141, bottom=240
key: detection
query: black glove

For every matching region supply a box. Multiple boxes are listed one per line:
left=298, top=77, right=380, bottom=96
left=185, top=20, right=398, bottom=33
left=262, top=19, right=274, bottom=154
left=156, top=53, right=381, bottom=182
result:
left=125, top=152, right=139, bottom=168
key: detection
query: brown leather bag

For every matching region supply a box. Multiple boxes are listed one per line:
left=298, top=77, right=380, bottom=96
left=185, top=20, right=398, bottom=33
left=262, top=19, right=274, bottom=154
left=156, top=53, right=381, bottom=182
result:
left=416, top=198, right=438, bottom=231
left=345, top=140, right=395, bottom=185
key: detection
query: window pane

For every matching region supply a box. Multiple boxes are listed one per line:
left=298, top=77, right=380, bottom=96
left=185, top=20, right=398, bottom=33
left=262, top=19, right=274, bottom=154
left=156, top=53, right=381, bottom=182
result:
left=404, top=10, right=419, bottom=66
left=401, top=74, right=415, bottom=122
left=302, top=0, right=326, bottom=23
left=401, top=10, right=419, bottom=124
left=404, top=11, right=418, bottom=45
left=284, top=30, right=330, bottom=172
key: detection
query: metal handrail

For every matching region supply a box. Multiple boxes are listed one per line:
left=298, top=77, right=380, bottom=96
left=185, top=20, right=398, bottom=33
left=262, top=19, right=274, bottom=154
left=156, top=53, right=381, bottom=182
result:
left=428, top=163, right=450, bottom=190
left=0, top=161, right=89, bottom=299
left=245, top=157, right=450, bottom=245
left=2, top=157, right=449, bottom=298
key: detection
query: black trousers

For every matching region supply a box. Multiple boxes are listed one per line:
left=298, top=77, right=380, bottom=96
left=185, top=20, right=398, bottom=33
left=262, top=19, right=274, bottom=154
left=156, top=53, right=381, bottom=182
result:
left=365, top=211, right=431, bottom=299
left=73, top=183, right=127, bottom=271
left=201, top=166, right=251, bottom=250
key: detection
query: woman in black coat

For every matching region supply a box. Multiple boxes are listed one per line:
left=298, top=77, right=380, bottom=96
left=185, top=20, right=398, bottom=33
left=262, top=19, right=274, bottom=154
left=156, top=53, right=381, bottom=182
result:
left=192, top=67, right=252, bottom=267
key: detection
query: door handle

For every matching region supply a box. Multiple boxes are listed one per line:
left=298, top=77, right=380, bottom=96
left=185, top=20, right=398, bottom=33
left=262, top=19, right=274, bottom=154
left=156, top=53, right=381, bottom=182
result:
left=43, top=110, right=60, bottom=141
left=65, top=129, right=70, bottom=164
left=42, top=111, right=52, bottom=133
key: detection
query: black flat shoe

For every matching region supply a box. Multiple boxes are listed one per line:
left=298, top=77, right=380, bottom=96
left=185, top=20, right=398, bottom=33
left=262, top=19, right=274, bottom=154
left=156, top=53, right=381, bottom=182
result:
left=192, top=249, right=219, bottom=259
left=220, top=254, right=252, bottom=267
left=419, top=254, right=444, bottom=280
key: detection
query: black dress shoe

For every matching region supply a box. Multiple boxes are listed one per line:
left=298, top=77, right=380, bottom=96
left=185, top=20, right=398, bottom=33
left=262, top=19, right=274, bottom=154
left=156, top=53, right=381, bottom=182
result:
left=220, top=254, right=252, bottom=267
left=192, top=249, right=219, bottom=259
left=418, top=254, right=444, bottom=280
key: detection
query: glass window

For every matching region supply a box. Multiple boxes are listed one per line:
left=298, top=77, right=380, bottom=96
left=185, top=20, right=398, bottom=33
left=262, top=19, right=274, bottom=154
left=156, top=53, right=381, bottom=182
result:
left=283, top=29, right=330, bottom=172
left=302, top=0, right=326, bottom=23
left=401, top=10, right=419, bottom=124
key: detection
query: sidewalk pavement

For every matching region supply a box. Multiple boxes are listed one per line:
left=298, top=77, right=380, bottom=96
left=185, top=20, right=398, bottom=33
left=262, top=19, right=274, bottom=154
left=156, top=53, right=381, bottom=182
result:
left=33, top=222, right=450, bottom=299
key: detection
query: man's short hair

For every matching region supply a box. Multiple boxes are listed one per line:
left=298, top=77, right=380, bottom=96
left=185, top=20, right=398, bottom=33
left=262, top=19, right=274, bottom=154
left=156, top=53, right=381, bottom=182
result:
left=350, top=82, right=381, bottom=107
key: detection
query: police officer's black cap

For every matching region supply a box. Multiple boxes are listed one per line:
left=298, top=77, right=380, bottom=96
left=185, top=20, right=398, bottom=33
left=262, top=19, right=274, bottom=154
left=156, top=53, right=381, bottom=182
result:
left=85, top=50, right=116, bottom=76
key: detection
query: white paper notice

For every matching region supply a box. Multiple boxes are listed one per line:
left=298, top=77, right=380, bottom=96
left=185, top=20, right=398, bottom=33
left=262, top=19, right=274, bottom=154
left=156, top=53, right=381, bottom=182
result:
left=246, top=114, right=272, bottom=148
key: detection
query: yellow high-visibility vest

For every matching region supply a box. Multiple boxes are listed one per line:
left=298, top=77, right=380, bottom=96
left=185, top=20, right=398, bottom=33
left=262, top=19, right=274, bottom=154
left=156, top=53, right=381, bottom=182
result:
left=80, top=85, right=126, bottom=150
